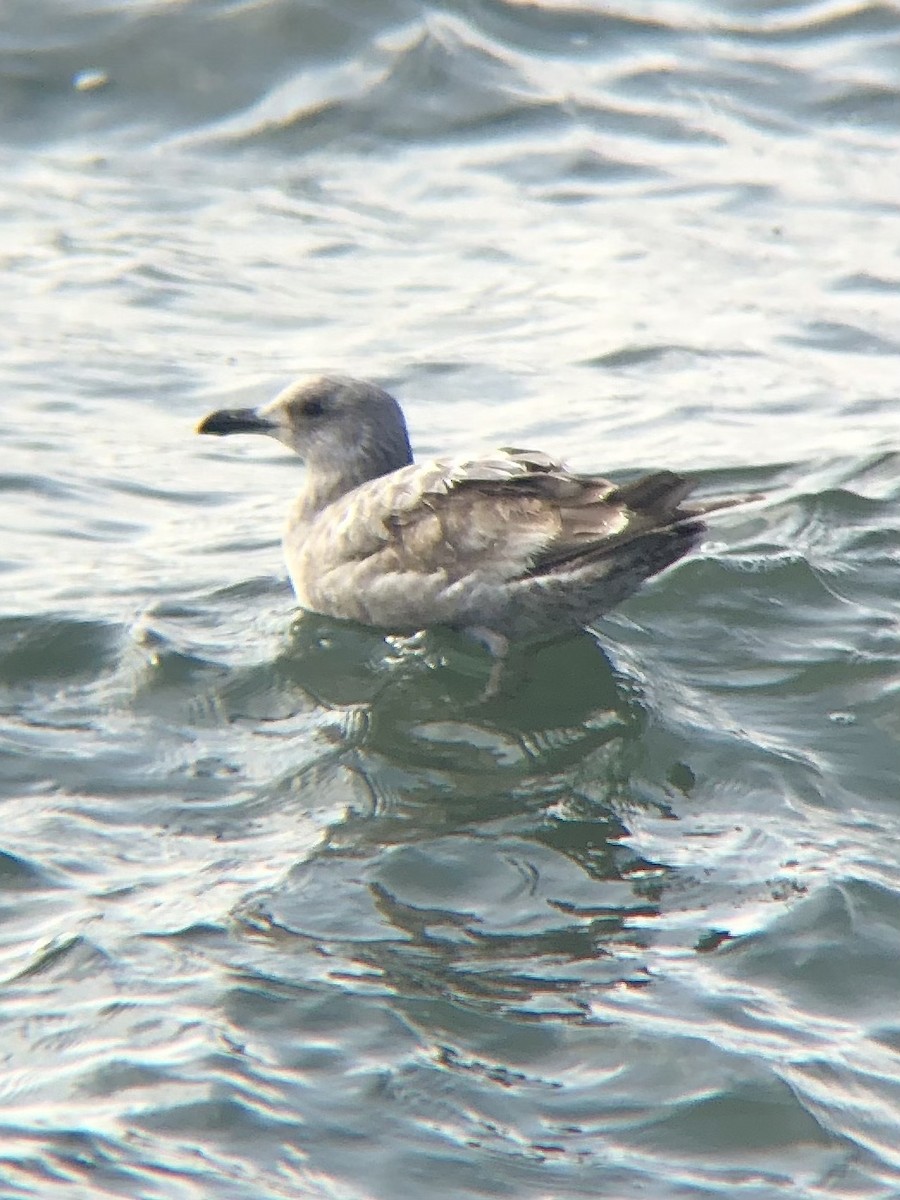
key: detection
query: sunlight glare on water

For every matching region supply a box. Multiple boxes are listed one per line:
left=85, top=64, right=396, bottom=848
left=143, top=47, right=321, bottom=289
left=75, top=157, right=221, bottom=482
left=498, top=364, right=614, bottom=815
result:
left=3, top=1, right=900, bottom=1197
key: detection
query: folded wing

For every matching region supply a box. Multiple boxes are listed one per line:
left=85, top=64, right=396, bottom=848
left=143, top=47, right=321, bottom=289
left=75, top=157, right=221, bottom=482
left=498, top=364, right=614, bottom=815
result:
left=307, top=448, right=702, bottom=584
left=414, top=450, right=699, bottom=574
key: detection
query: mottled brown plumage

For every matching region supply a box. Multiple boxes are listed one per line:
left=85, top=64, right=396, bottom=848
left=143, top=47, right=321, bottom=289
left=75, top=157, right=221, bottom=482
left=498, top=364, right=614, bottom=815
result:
left=197, top=376, right=721, bottom=645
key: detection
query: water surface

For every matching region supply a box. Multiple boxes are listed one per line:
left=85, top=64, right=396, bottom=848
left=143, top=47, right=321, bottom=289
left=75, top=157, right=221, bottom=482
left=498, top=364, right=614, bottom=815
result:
left=3, top=1, right=900, bottom=1197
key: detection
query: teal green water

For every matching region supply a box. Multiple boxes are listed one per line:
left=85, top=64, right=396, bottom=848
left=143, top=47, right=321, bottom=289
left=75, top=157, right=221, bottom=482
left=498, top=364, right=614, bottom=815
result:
left=3, top=2, right=900, bottom=1197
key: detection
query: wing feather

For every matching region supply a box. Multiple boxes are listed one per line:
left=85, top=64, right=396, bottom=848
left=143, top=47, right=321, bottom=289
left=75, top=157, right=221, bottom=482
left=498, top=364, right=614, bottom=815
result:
left=294, top=451, right=703, bottom=594
left=376, top=453, right=699, bottom=584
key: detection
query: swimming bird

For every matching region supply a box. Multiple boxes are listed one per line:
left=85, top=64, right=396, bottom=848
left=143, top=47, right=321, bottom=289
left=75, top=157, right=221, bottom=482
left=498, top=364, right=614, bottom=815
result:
left=197, top=376, right=724, bottom=657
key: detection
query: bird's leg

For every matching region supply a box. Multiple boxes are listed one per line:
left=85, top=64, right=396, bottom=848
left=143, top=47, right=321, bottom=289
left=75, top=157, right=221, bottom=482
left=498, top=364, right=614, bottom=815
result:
left=464, top=626, right=509, bottom=700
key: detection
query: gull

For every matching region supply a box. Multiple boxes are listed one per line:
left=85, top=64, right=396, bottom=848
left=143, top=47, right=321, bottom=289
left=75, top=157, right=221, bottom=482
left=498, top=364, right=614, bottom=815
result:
left=197, top=375, right=731, bottom=671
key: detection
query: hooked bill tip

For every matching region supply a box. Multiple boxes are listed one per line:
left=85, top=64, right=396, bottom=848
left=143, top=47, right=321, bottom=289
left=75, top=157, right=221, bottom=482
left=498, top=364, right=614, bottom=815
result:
left=196, top=408, right=274, bottom=437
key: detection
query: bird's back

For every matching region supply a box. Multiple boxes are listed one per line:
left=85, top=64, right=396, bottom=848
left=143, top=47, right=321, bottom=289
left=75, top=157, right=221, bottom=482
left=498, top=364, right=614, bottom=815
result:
left=284, top=448, right=706, bottom=640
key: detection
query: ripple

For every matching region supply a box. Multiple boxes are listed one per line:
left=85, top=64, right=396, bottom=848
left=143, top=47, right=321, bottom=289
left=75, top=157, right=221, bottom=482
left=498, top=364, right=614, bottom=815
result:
left=0, top=849, right=57, bottom=892
left=719, top=0, right=900, bottom=43
left=832, top=270, right=900, bottom=293
left=5, top=0, right=900, bottom=1194
left=783, top=320, right=900, bottom=355
left=0, top=616, right=121, bottom=686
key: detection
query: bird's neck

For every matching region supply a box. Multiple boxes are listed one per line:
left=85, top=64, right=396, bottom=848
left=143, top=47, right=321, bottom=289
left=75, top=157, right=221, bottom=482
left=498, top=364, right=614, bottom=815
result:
left=296, top=440, right=412, bottom=520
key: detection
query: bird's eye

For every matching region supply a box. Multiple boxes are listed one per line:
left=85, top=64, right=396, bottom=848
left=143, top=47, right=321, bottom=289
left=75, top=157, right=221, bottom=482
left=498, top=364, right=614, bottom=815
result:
left=302, top=398, right=325, bottom=417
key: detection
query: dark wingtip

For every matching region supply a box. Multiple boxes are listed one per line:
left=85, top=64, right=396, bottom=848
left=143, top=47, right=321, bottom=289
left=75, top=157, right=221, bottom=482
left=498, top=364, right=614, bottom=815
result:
left=195, top=407, right=274, bottom=436
left=613, top=470, right=694, bottom=512
left=686, top=491, right=766, bottom=517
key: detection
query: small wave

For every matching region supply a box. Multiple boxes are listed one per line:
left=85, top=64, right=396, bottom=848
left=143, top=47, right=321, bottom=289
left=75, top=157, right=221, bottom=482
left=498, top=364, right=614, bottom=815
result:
left=0, top=614, right=122, bottom=686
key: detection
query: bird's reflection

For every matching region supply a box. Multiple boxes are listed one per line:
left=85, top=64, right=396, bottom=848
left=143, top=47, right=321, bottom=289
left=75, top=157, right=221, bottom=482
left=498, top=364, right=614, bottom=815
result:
left=229, top=614, right=676, bottom=1012
left=278, top=611, right=640, bottom=738
left=265, top=614, right=651, bottom=820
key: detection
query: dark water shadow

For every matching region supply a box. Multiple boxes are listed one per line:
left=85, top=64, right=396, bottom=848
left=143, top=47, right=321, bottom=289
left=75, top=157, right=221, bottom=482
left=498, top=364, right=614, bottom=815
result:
left=272, top=612, right=650, bottom=808
left=226, top=615, right=676, bottom=1013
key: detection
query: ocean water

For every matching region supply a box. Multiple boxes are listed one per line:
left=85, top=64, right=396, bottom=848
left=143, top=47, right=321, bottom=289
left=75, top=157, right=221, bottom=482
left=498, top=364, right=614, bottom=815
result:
left=3, top=1, right=900, bottom=1197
